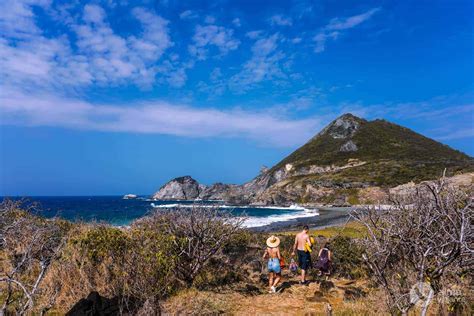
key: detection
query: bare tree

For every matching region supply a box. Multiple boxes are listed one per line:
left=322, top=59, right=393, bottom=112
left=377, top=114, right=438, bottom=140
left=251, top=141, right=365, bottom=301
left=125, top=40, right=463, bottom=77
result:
left=142, top=207, right=246, bottom=286
left=0, top=199, right=67, bottom=315
left=351, top=176, right=473, bottom=315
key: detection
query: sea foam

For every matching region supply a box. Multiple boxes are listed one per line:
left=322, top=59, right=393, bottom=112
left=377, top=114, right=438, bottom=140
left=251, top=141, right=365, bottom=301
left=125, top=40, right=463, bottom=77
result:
left=150, top=202, right=319, bottom=228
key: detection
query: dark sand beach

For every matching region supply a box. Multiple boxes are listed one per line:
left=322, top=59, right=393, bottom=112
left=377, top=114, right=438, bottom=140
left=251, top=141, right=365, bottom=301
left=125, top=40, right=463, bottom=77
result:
left=251, top=207, right=353, bottom=232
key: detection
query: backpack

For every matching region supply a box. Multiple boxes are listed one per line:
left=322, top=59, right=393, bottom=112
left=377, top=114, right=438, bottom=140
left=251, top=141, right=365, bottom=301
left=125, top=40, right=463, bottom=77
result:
left=289, top=258, right=298, bottom=272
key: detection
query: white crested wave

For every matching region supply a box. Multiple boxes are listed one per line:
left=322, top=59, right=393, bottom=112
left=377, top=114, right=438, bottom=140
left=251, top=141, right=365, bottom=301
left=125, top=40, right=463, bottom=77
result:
left=150, top=202, right=319, bottom=228
left=242, top=210, right=318, bottom=228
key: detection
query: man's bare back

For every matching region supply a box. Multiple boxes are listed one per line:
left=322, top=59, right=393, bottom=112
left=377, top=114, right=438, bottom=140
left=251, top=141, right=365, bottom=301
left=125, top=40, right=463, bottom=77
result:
left=295, top=231, right=310, bottom=251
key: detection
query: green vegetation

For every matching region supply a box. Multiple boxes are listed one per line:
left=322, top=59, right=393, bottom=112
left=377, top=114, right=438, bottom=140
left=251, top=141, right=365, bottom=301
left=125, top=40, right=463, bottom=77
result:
left=271, top=115, right=473, bottom=187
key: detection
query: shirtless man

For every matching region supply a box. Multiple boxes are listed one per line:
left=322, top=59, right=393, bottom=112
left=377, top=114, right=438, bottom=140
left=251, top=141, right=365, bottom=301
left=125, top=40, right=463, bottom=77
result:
left=291, top=225, right=312, bottom=284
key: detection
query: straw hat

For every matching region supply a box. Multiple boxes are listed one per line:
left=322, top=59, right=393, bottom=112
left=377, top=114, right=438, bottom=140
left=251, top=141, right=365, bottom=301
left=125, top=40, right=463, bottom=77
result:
left=266, top=235, right=280, bottom=248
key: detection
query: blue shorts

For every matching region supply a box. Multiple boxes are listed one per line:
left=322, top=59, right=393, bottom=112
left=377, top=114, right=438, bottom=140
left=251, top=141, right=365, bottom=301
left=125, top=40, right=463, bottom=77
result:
left=268, top=258, right=281, bottom=273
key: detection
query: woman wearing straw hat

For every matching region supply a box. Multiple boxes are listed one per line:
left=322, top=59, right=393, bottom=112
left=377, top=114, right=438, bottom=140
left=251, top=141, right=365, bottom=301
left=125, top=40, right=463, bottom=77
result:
left=263, top=235, right=282, bottom=293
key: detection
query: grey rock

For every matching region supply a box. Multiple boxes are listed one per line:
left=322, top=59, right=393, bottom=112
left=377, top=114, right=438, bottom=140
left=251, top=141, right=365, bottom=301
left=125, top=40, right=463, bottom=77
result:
left=199, top=183, right=235, bottom=200
left=318, top=113, right=361, bottom=139
left=340, top=140, right=358, bottom=152
left=152, top=176, right=202, bottom=200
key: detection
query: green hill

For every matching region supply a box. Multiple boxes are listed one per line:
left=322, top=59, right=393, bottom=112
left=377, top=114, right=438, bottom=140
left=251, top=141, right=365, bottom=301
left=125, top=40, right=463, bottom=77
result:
left=270, top=113, right=473, bottom=187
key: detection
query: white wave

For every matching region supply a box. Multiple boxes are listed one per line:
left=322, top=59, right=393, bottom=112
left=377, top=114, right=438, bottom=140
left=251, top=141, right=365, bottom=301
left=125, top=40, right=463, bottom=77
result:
left=242, top=210, right=319, bottom=228
left=150, top=203, right=217, bottom=209
left=150, top=202, right=317, bottom=212
left=149, top=202, right=319, bottom=228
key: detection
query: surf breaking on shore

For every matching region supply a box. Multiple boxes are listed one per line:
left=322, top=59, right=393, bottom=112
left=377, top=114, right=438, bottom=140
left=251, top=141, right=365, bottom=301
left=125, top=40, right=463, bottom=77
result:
left=150, top=203, right=320, bottom=228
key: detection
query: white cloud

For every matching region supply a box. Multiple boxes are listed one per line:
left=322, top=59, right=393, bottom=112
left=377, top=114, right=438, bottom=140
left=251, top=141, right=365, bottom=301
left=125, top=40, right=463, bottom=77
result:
left=245, top=30, right=263, bottom=39
left=291, top=37, right=302, bottom=44
left=0, top=88, right=322, bottom=147
left=437, top=128, right=474, bottom=141
left=229, top=34, right=286, bottom=92
left=179, top=10, right=197, bottom=20
left=0, top=1, right=175, bottom=90
left=189, top=24, right=240, bottom=60
left=0, top=0, right=49, bottom=39
left=210, top=68, right=222, bottom=81
left=313, top=31, right=339, bottom=53
left=72, top=5, right=173, bottom=86
left=313, top=8, right=380, bottom=53
left=326, top=8, right=380, bottom=31
left=232, top=18, right=241, bottom=27
left=269, top=14, right=293, bottom=26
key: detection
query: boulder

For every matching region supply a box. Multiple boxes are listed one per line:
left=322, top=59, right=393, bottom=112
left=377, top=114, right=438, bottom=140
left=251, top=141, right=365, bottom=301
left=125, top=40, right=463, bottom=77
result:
left=343, top=286, right=367, bottom=301
left=152, top=176, right=202, bottom=200
left=66, top=291, right=121, bottom=316
left=319, top=280, right=335, bottom=294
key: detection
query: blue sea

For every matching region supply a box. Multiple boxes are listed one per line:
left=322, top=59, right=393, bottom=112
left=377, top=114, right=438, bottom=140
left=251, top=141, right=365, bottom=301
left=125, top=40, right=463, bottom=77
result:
left=2, top=196, right=320, bottom=228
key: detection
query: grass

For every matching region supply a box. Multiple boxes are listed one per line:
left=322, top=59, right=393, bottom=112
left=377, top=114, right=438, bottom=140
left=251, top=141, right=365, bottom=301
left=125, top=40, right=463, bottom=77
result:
left=276, top=221, right=367, bottom=239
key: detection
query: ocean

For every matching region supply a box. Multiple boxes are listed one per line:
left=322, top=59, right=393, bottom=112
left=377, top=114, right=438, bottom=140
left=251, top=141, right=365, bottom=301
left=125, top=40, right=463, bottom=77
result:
left=2, top=196, right=321, bottom=228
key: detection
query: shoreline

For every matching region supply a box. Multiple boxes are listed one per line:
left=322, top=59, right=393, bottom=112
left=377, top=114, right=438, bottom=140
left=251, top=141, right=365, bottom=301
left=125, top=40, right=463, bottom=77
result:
left=249, top=207, right=353, bottom=232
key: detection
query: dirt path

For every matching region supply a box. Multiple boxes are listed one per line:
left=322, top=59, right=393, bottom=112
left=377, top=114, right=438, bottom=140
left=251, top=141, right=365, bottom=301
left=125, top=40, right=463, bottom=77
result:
left=231, top=276, right=373, bottom=315
left=163, top=273, right=388, bottom=315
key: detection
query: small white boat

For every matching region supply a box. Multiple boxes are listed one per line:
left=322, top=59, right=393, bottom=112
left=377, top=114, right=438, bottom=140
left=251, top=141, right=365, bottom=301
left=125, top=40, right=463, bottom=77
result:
left=123, top=194, right=137, bottom=200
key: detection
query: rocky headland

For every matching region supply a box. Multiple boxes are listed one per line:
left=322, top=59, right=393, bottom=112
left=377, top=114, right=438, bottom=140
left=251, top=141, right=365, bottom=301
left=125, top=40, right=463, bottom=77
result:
left=152, top=113, right=474, bottom=206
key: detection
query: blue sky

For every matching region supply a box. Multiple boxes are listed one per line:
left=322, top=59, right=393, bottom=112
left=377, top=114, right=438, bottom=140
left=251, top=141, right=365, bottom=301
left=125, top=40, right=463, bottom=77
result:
left=0, top=0, right=473, bottom=196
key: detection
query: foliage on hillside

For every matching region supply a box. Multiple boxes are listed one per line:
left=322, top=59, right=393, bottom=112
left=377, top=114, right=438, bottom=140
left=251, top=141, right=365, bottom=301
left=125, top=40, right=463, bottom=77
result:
left=272, top=115, right=473, bottom=187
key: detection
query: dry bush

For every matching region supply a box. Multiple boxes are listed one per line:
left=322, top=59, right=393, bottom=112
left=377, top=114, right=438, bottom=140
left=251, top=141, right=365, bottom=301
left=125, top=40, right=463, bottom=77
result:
left=0, top=199, right=71, bottom=315
left=47, top=221, right=177, bottom=314
left=351, top=175, right=473, bottom=316
left=1, top=202, right=250, bottom=314
left=143, top=207, right=246, bottom=286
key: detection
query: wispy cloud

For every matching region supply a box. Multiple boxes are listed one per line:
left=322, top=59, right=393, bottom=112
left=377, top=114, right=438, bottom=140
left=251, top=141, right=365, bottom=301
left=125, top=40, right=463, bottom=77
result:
left=314, top=8, right=380, bottom=53
left=188, top=24, right=240, bottom=60
left=229, top=34, right=287, bottom=92
left=232, top=18, right=241, bottom=27
left=269, top=14, right=293, bottom=26
left=437, top=128, right=474, bottom=141
left=179, top=10, right=198, bottom=20
left=326, top=8, right=380, bottom=31
left=0, top=88, right=322, bottom=147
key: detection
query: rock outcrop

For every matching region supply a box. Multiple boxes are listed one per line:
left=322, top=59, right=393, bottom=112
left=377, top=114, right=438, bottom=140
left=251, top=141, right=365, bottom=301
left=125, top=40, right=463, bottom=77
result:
left=152, top=176, right=202, bottom=200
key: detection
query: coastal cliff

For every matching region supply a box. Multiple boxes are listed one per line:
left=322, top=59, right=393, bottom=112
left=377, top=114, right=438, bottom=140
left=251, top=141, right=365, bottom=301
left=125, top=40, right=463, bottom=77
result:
left=152, top=113, right=474, bottom=205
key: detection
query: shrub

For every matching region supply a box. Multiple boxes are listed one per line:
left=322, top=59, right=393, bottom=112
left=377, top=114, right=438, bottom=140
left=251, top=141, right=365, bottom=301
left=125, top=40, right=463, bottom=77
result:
left=329, top=236, right=366, bottom=279
left=70, top=225, right=130, bottom=264
left=145, top=207, right=245, bottom=286
left=0, top=199, right=70, bottom=315
left=351, top=176, right=473, bottom=315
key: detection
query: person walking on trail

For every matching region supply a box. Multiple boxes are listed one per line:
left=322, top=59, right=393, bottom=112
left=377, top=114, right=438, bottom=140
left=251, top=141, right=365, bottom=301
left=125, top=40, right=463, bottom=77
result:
left=316, top=243, right=332, bottom=277
left=292, top=225, right=312, bottom=284
left=263, top=235, right=282, bottom=293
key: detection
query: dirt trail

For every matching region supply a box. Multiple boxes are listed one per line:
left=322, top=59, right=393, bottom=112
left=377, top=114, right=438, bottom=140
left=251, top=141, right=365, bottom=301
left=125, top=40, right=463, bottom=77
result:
left=232, top=276, right=372, bottom=315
